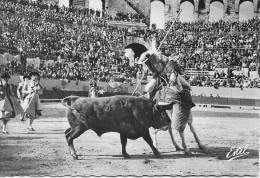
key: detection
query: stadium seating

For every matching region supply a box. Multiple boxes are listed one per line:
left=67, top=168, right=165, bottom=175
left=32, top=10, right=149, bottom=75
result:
left=0, top=0, right=259, bottom=89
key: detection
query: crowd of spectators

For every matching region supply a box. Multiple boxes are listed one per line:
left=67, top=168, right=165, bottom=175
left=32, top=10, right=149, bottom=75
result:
left=0, top=0, right=259, bottom=89
left=162, top=47, right=259, bottom=72
left=1, top=56, right=140, bottom=84
left=184, top=71, right=260, bottom=89
left=108, top=12, right=145, bottom=23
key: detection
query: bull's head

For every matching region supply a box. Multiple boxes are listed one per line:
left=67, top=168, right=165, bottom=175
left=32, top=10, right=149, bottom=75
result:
left=151, top=104, right=171, bottom=131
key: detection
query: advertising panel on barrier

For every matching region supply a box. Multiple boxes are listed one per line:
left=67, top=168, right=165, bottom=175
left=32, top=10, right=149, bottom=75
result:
left=250, top=71, right=259, bottom=79
left=241, top=68, right=249, bottom=77
left=215, top=68, right=228, bottom=75
left=0, top=53, right=21, bottom=65
left=58, top=58, right=65, bottom=63
left=0, top=54, right=5, bottom=65
left=8, top=74, right=260, bottom=101
left=14, top=54, right=20, bottom=61
left=26, top=57, right=41, bottom=69
left=44, top=59, right=55, bottom=67
left=3, top=53, right=12, bottom=62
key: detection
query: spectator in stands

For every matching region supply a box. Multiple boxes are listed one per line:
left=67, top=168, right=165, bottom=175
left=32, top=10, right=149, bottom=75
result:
left=219, top=70, right=226, bottom=78
left=227, top=69, right=235, bottom=79
left=213, top=80, right=220, bottom=89
left=0, top=0, right=259, bottom=89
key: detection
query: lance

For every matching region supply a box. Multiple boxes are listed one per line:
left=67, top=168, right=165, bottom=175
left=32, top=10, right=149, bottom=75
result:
left=131, top=9, right=182, bottom=96
left=158, top=9, right=182, bottom=51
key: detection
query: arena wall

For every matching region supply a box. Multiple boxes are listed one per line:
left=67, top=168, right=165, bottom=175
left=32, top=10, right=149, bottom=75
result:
left=107, top=0, right=136, bottom=15
left=10, top=75, right=260, bottom=100
left=81, top=0, right=260, bottom=25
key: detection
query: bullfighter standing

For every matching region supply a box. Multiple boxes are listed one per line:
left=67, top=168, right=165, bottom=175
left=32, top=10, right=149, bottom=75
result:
left=21, top=72, right=43, bottom=131
left=0, top=73, right=23, bottom=134
left=89, top=81, right=98, bottom=98
left=17, top=74, right=30, bottom=120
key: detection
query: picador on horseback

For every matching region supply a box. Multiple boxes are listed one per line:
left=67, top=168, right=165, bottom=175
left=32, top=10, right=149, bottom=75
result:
left=137, top=50, right=206, bottom=155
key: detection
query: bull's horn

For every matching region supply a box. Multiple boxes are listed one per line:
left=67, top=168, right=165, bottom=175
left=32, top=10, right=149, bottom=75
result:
left=61, top=95, right=79, bottom=109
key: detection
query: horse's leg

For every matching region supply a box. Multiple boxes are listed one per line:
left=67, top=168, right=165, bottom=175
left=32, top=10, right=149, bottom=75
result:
left=168, top=124, right=181, bottom=151
left=167, top=109, right=181, bottom=151
left=65, top=127, right=71, bottom=137
left=179, top=127, right=192, bottom=155
left=188, top=116, right=206, bottom=151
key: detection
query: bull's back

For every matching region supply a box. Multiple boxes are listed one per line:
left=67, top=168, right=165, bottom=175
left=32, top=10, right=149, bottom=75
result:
left=70, top=96, right=155, bottom=138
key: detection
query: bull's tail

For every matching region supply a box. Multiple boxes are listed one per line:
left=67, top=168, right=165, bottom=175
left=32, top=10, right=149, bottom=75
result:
left=61, top=95, right=80, bottom=110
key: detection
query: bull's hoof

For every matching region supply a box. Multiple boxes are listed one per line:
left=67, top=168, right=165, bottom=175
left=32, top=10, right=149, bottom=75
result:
left=175, top=145, right=182, bottom=151
left=184, top=150, right=192, bottom=156
left=198, top=144, right=206, bottom=151
left=153, top=151, right=162, bottom=159
left=153, top=150, right=160, bottom=156
left=122, top=153, right=130, bottom=158
left=72, top=154, right=78, bottom=160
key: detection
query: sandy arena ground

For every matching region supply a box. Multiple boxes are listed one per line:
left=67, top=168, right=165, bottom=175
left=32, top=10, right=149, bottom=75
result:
left=0, top=102, right=259, bottom=177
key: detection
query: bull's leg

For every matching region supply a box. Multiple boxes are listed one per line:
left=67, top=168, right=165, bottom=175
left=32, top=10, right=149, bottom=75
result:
left=65, top=128, right=72, bottom=155
left=66, top=126, right=87, bottom=160
left=153, top=131, right=158, bottom=148
left=151, top=128, right=159, bottom=148
left=179, top=129, right=192, bottom=155
left=142, top=133, right=160, bottom=156
left=168, top=124, right=181, bottom=151
left=188, top=122, right=206, bottom=151
left=65, top=127, right=71, bottom=137
left=120, top=134, right=130, bottom=158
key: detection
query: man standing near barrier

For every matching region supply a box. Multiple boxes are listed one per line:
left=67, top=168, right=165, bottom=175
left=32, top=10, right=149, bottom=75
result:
left=21, top=72, right=43, bottom=131
left=17, top=74, right=30, bottom=120
left=89, top=81, right=98, bottom=98
left=0, top=73, right=23, bottom=134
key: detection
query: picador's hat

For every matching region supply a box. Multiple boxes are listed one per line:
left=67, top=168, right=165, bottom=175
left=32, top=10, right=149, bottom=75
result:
left=137, top=51, right=167, bottom=78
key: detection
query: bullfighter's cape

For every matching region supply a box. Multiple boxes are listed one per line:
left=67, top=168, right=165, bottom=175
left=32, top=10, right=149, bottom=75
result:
left=23, top=92, right=42, bottom=120
left=0, top=82, right=23, bottom=119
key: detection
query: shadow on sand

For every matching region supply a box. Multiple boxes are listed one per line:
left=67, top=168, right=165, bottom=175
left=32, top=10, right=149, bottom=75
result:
left=76, top=146, right=259, bottom=161
left=0, top=136, right=44, bottom=140
left=17, top=132, right=64, bottom=135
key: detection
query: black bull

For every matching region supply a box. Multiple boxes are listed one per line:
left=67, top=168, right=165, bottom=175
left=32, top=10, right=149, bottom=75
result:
left=62, top=95, right=171, bottom=159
